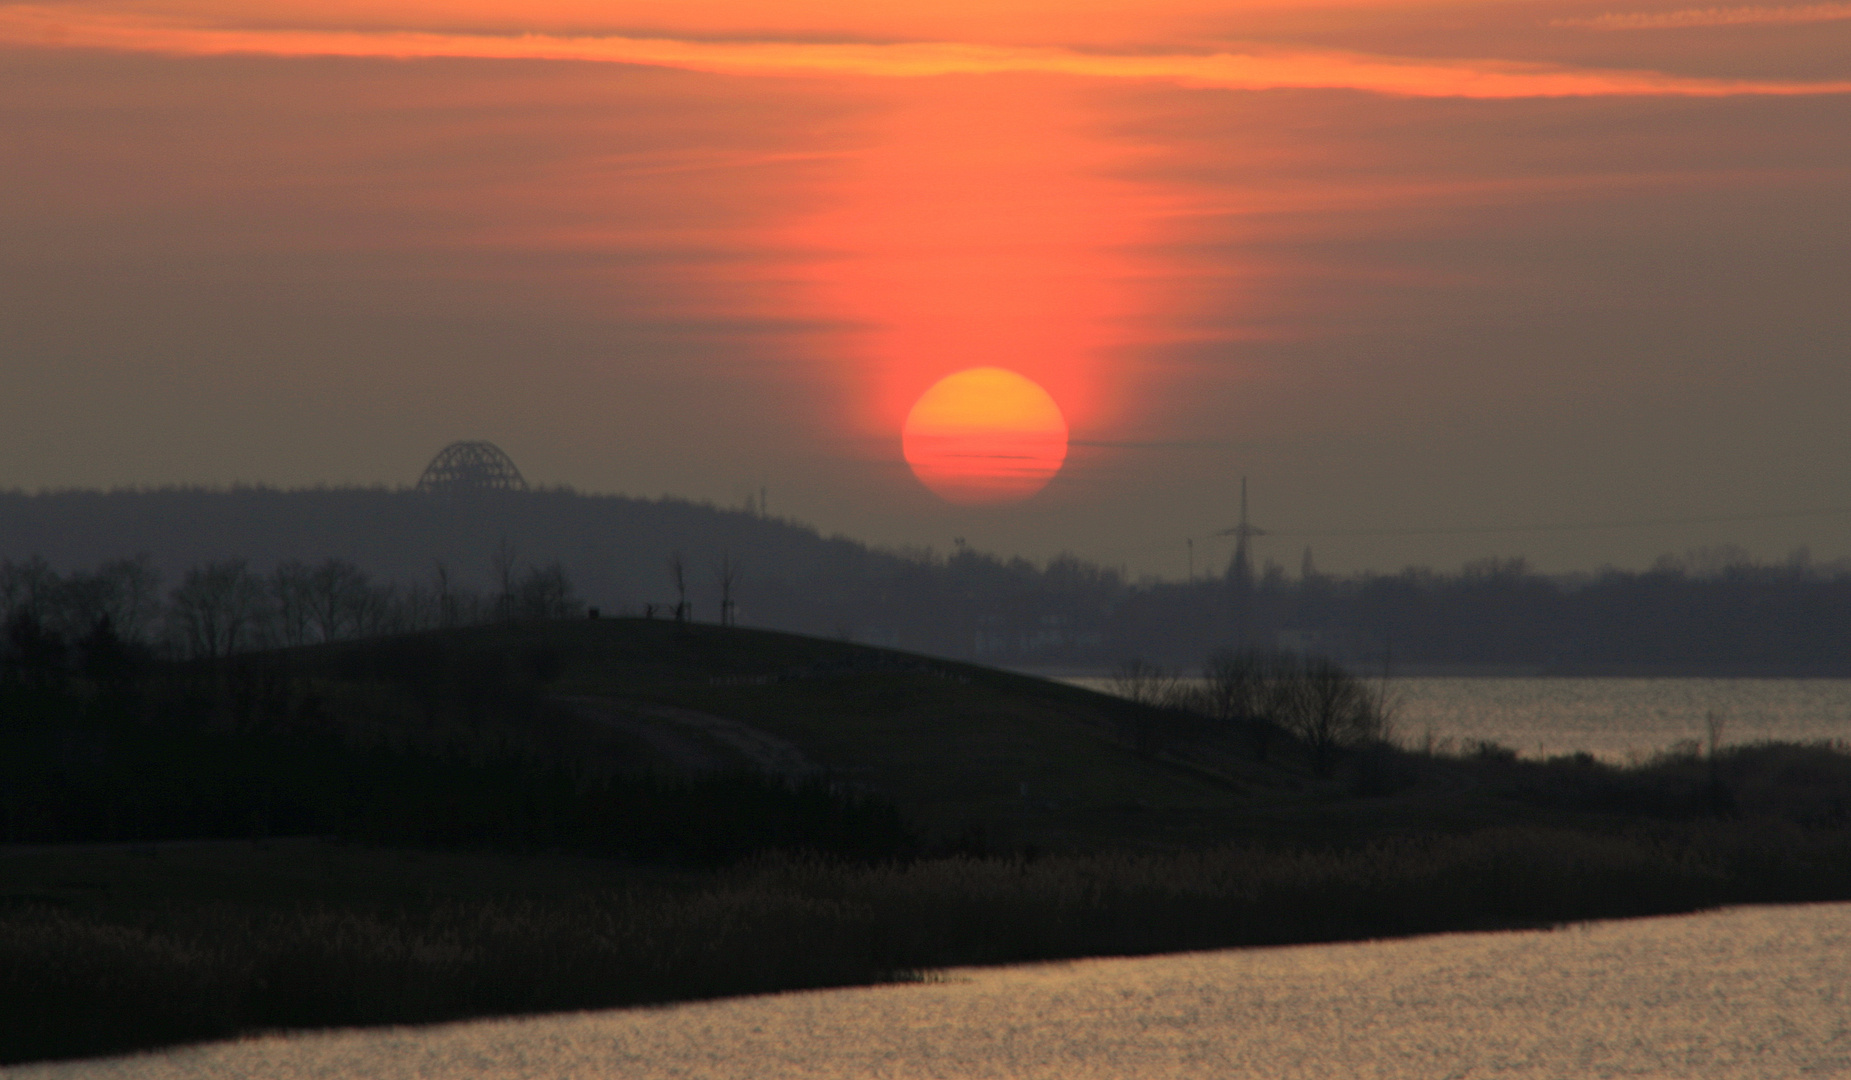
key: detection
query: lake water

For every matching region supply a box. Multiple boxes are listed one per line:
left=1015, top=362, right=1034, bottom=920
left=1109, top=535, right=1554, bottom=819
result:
left=1070, top=676, right=1851, bottom=762
left=19, top=902, right=1851, bottom=1078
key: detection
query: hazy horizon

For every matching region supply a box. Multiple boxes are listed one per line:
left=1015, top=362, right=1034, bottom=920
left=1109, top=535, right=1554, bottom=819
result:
left=0, top=477, right=1840, bottom=583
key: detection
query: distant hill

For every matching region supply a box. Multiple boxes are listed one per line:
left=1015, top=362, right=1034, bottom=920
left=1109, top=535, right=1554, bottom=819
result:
left=5, top=488, right=1850, bottom=673
left=0, top=487, right=992, bottom=652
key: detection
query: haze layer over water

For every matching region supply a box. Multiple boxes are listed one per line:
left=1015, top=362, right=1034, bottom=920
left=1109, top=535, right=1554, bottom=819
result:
left=26, top=902, right=1851, bottom=1079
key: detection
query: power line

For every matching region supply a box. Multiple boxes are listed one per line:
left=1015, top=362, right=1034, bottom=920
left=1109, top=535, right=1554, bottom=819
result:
left=1096, top=502, right=1849, bottom=565
left=1113, top=497, right=1851, bottom=563
left=1249, top=504, right=1851, bottom=541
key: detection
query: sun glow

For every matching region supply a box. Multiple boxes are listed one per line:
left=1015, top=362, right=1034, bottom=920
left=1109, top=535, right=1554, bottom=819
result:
left=775, top=78, right=1149, bottom=507
left=902, top=367, right=1069, bottom=504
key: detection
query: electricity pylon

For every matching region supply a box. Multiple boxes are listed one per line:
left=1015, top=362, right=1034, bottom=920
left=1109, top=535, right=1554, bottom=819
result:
left=1215, top=476, right=1264, bottom=588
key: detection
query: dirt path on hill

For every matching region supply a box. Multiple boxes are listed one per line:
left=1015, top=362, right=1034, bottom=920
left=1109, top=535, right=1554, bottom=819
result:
left=556, top=696, right=819, bottom=780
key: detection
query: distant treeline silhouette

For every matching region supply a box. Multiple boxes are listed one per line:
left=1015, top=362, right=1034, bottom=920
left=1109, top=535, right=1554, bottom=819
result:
left=0, top=549, right=578, bottom=661
left=1112, top=550, right=1851, bottom=673
left=1108, top=648, right=1392, bottom=775
left=3, top=487, right=1848, bottom=670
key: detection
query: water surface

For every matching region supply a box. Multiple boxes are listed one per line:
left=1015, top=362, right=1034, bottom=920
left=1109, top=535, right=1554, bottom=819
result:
left=1388, top=677, right=1851, bottom=761
left=22, top=903, right=1851, bottom=1079
left=1071, top=676, right=1851, bottom=760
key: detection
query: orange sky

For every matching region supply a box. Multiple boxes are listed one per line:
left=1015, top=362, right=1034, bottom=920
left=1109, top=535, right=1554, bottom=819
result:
left=2, top=0, right=1849, bottom=571
left=782, top=77, right=1150, bottom=437
left=6, top=3, right=1850, bottom=95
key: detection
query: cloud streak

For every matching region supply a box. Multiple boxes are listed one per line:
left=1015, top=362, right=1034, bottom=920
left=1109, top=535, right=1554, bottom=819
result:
left=1553, top=1, right=1851, bottom=28
left=4, top=4, right=1851, bottom=98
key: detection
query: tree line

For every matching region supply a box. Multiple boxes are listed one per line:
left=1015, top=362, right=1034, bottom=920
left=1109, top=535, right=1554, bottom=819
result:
left=0, top=567, right=909, bottom=863
left=1109, top=647, right=1392, bottom=776
left=5, top=481, right=1849, bottom=670
left=1104, top=548, right=1851, bottom=672
left=0, top=548, right=582, bottom=663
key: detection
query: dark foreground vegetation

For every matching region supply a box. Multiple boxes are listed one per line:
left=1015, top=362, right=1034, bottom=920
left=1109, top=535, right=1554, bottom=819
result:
left=6, top=615, right=1851, bottom=1064
left=11, top=821, right=1851, bottom=1065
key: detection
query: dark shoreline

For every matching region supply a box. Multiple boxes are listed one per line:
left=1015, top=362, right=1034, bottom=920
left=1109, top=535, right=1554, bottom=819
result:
left=1029, top=663, right=1851, bottom=681
left=1023, top=664, right=1851, bottom=679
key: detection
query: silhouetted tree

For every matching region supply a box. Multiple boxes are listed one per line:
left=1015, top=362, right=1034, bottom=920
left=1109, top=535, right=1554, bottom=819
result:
left=668, top=551, right=689, bottom=622
left=1273, top=656, right=1387, bottom=776
left=270, top=561, right=315, bottom=647
left=351, top=579, right=395, bottom=637
left=95, top=555, right=161, bottom=643
left=304, top=558, right=372, bottom=642
left=54, top=569, right=117, bottom=641
left=1109, top=657, right=1180, bottom=708
left=0, top=557, right=60, bottom=626
left=3, top=609, right=67, bottom=690
left=77, top=614, right=138, bottom=693
left=517, top=561, right=579, bottom=620
left=491, top=538, right=521, bottom=623
left=431, top=560, right=485, bottom=628
left=168, top=560, right=268, bottom=659
left=1201, top=647, right=1294, bottom=760
left=715, top=554, right=739, bottom=627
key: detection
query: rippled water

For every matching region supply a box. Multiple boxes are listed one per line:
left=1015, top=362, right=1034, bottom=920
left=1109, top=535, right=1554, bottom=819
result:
left=1389, top=678, right=1851, bottom=761
left=20, top=903, right=1851, bottom=1079
left=1072, top=676, right=1851, bottom=761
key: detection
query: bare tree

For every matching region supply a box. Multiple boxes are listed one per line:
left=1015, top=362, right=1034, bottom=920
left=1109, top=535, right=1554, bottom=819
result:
left=714, top=553, right=740, bottom=627
left=1272, top=656, right=1387, bottom=776
left=1705, top=709, right=1728, bottom=760
left=491, top=538, right=521, bottom=623
left=667, top=551, right=689, bottom=622
left=518, top=560, right=579, bottom=620
left=97, top=555, right=161, bottom=643
left=0, top=557, right=60, bottom=624
left=305, top=558, right=371, bottom=642
left=168, top=560, right=268, bottom=659
left=1201, top=647, right=1295, bottom=760
left=270, top=561, right=314, bottom=647
left=3, top=607, right=68, bottom=690
left=1202, top=648, right=1269, bottom=723
left=1, top=556, right=162, bottom=647
left=1109, top=657, right=1181, bottom=708
left=432, top=560, right=457, bottom=628
left=391, top=582, right=440, bottom=632
left=53, top=569, right=118, bottom=641
left=352, top=579, right=397, bottom=637
left=1107, top=658, right=1188, bottom=757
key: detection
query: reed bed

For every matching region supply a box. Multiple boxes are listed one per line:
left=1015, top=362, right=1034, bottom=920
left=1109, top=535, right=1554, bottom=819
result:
left=9, top=821, right=1850, bottom=1065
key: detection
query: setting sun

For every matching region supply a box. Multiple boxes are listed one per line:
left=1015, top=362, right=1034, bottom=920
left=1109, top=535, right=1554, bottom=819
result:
left=902, top=367, right=1069, bottom=505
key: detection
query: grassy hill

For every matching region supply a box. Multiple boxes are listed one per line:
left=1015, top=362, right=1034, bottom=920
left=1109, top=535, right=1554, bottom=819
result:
left=342, top=617, right=1254, bottom=850
left=285, top=617, right=1524, bottom=852
left=303, top=618, right=1765, bottom=850
left=14, top=614, right=1831, bottom=855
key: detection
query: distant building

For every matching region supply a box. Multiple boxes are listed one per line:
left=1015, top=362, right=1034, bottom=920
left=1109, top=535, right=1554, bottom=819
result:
left=416, top=441, right=528, bottom=493
left=1222, top=477, right=1262, bottom=590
